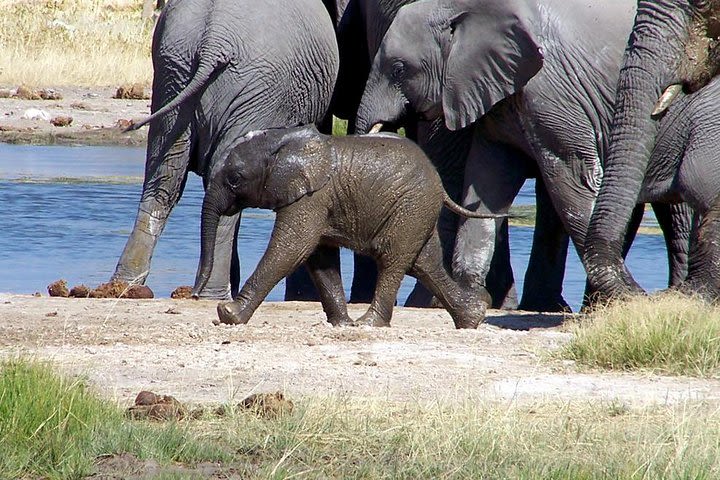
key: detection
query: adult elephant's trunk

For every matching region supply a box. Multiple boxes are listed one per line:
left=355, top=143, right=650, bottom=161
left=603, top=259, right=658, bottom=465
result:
left=193, top=187, right=234, bottom=296
left=355, top=66, right=407, bottom=134
left=583, top=2, right=688, bottom=297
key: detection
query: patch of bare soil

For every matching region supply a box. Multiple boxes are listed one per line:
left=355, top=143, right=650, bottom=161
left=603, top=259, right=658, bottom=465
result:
left=0, top=86, right=149, bottom=146
left=1, top=294, right=719, bottom=408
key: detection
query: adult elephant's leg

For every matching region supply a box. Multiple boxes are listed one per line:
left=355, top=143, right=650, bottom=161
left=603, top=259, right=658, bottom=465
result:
left=652, top=202, right=692, bottom=287
left=405, top=120, right=473, bottom=307
left=684, top=196, right=720, bottom=299
left=518, top=178, right=571, bottom=312
left=305, top=245, right=352, bottom=325
left=112, top=125, right=191, bottom=289
left=197, top=212, right=240, bottom=299
left=452, top=135, right=529, bottom=309
left=582, top=203, right=644, bottom=307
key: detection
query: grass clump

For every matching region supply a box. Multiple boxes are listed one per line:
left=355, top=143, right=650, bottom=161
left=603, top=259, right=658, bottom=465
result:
left=208, top=396, right=720, bottom=479
left=562, top=293, right=720, bottom=377
left=0, top=0, right=153, bottom=86
left=0, top=358, right=227, bottom=479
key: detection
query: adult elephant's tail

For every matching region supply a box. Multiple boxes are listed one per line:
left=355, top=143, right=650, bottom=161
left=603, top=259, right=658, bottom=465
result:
left=124, top=55, right=231, bottom=132
left=443, top=193, right=508, bottom=219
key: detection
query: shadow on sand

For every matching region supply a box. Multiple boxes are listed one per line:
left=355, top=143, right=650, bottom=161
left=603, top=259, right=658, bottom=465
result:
left=485, top=312, right=572, bottom=331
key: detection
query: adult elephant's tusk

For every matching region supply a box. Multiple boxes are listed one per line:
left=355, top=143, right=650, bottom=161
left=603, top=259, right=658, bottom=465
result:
left=652, top=84, right=683, bottom=117
left=369, top=123, right=383, bottom=134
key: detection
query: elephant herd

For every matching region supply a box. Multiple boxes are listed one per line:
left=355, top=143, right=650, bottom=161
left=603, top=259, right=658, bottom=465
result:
left=115, top=0, right=720, bottom=326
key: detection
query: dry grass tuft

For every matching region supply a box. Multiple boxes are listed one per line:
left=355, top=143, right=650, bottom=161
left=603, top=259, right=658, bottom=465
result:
left=0, top=0, right=153, bottom=87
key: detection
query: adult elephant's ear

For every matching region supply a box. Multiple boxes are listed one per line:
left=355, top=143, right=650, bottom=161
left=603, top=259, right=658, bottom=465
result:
left=441, top=0, right=543, bottom=130
left=261, top=136, right=333, bottom=210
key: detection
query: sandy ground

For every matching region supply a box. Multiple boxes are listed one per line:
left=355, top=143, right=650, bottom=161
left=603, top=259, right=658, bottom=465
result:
left=0, top=86, right=149, bottom=146
left=2, top=294, right=720, bottom=409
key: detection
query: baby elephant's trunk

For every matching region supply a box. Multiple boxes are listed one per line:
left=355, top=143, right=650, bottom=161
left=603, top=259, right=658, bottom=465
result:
left=443, top=193, right=508, bottom=219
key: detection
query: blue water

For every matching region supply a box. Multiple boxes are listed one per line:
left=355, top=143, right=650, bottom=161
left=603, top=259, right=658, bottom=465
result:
left=0, top=144, right=668, bottom=311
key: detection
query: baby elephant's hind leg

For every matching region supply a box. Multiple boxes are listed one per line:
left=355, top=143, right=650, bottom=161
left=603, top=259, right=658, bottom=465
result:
left=410, top=231, right=486, bottom=329
left=305, top=245, right=353, bottom=326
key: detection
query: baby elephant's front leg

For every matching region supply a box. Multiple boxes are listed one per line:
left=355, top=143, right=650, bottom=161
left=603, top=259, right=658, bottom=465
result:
left=216, top=207, right=321, bottom=325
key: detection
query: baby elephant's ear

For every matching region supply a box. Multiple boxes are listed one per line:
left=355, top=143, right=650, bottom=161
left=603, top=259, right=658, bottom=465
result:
left=261, top=138, right=333, bottom=209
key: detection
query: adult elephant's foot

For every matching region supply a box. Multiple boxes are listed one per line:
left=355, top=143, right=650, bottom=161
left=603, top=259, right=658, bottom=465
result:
left=327, top=314, right=354, bottom=327
left=352, top=310, right=391, bottom=328
left=450, top=298, right=486, bottom=329
left=677, top=280, right=720, bottom=303
left=215, top=301, right=252, bottom=325
left=194, top=285, right=232, bottom=301
left=518, top=296, right=572, bottom=313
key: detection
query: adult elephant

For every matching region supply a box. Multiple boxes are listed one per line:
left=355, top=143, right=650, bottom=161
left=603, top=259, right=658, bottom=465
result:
left=325, top=0, right=571, bottom=310
left=113, top=0, right=339, bottom=299
left=583, top=0, right=720, bottom=300
left=355, top=0, right=693, bottom=310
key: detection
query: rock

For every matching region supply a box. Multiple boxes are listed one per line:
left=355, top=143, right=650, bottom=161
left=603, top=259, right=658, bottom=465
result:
left=21, top=108, right=51, bottom=121
left=47, top=280, right=69, bottom=297
left=69, top=101, right=90, bottom=110
left=171, top=286, right=193, bottom=299
left=69, top=285, right=90, bottom=298
left=239, top=392, right=294, bottom=418
left=38, top=89, right=62, bottom=100
left=127, top=391, right=188, bottom=421
left=115, top=118, right=133, bottom=130
left=126, top=285, right=154, bottom=299
left=0, top=89, right=13, bottom=98
left=114, top=83, right=149, bottom=100
left=50, top=115, right=73, bottom=127
left=16, top=85, right=40, bottom=100
left=89, top=281, right=153, bottom=299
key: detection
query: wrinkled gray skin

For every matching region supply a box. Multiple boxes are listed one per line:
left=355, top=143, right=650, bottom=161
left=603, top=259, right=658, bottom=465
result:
left=356, top=0, right=694, bottom=310
left=326, top=0, right=566, bottom=311
left=584, top=0, right=720, bottom=301
left=112, top=0, right=338, bottom=299
left=196, top=126, right=492, bottom=328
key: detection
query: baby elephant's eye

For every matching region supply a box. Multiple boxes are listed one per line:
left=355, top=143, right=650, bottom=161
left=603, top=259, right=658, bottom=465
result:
left=226, top=169, right=245, bottom=188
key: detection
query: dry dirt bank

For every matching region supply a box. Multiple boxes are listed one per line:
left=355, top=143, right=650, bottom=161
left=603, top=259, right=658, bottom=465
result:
left=1, top=294, right=718, bottom=408
left=0, top=86, right=148, bottom=146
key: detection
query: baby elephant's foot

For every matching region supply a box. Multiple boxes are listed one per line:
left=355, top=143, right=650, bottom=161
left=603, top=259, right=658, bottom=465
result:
left=353, top=311, right=391, bottom=328
left=215, top=301, right=252, bottom=326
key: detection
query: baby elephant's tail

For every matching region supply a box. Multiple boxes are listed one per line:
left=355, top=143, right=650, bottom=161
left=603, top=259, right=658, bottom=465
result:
left=443, top=193, right=509, bottom=219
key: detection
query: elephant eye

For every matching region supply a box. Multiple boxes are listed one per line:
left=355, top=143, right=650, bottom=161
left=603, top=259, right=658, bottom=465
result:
left=226, top=169, right=245, bottom=188
left=392, top=61, right=405, bottom=81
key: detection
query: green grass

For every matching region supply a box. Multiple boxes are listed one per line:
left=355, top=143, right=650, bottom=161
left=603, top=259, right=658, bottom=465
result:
left=561, top=293, right=720, bottom=377
left=3, top=358, right=720, bottom=478
left=0, top=359, right=227, bottom=479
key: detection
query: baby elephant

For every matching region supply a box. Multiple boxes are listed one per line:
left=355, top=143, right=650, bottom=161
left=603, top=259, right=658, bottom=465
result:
left=194, top=125, right=496, bottom=328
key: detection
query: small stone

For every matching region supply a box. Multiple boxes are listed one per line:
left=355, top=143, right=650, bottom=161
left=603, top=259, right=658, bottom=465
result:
left=115, top=118, right=133, bottom=129
left=113, top=83, right=149, bottom=100
left=38, top=89, right=62, bottom=100
left=16, top=85, right=40, bottom=100
left=170, top=286, right=193, bottom=299
left=69, top=285, right=90, bottom=298
left=239, top=392, right=293, bottom=418
left=50, top=115, right=73, bottom=127
left=45, top=311, right=58, bottom=317
left=48, top=280, right=69, bottom=297
left=70, top=101, right=90, bottom=110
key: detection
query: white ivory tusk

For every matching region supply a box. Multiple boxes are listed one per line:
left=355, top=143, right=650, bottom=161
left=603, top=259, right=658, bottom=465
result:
left=652, top=84, right=683, bottom=117
left=369, top=123, right=383, bottom=134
